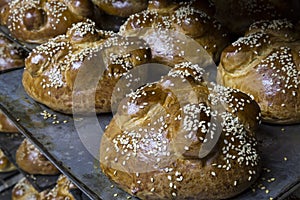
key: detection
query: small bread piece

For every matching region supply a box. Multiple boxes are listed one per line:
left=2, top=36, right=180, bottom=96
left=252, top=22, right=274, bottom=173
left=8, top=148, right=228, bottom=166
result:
left=100, top=62, right=261, bottom=199
left=119, top=0, right=229, bottom=63
left=218, top=19, right=300, bottom=124
left=0, top=111, right=18, bottom=132
left=3, top=0, right=101, bottom=43
left=12, top=175, right=76, bottom=200
left=92, top=0, right=148, bottom=17
left=40, top=175, right=76, bottom=200
left=0, top=32, right=26, bottom=71
left=23, top=20, right=152, bottom=114
left=16, top=139, right=59, bottom=175
left=0, top=149, right=16, bottom=172
left=12, top=178, right=40, bottom=200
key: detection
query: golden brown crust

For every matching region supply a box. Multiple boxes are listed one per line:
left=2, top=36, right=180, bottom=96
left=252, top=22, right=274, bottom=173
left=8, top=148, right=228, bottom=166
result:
left=40, top=175, right=76, bottom=200
left=12, top=177, right=40, bottom=200
left=23, top=20, right=152, bottom=114
left=0, top=111, right=18, bottom=132
left=119, top=0, right=229, bottom=63
left=4, top=0, right=101, bottom=43
left=100, top=62, right=261, bottom=199
left=92, top=0, right=148, bottom=17
left=218, top=19, right=300, bottom=124
left=16, top=139, right=59, bottom=175
left=0, top=0, right=10, bottom=25
left=0, top=149, right=16, bottom=172
left=0, top=32, right=26, bottom=71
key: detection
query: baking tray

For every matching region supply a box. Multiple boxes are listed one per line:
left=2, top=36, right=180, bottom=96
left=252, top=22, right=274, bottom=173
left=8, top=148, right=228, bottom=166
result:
left=0, top=68, right=299, bottom=200
left=0, top=152, right=19, bottom=186
left=0, top=132, right=59, bottom=192
left=0, top=132, right=88, bottom=200
left=0, top=167, right=19, bottom=191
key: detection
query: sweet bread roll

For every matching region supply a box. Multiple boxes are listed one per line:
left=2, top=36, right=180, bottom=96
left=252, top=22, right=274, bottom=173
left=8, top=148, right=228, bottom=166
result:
left=119, top=0, right=229, bottom=64
left=218, top=19, right=300, bottom=124
left=213, top=0, right=300, bottom=34
left=12, top=177, right=40, bottom=200
left=0, top=111, right=18, bottom=132
left=0, top=149, right=16, bottom=172
left=0, top=32, right=26, bottom=71
left=16, top=139, right=59, bottom=175
left=40, top=175, right=76, bottom=200
left=92, top=0, right=148, bottom=17
left=100, top=62, right=261, bottom=199
left=12, top=175, right=76, bottom=200
left=23, top=20, right=152, bottom=114
left=3, top=0, right=101, bottom=43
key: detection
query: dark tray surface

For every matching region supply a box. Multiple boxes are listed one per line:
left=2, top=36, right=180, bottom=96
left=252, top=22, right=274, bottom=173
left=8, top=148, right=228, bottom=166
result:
left=0, top=69, right=300, bottom=200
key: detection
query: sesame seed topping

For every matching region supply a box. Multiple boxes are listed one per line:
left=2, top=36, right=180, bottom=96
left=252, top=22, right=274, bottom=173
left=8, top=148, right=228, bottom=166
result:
left=249, top=19, right=293, bottom=31
left=211, top=171, right=216, bottom=177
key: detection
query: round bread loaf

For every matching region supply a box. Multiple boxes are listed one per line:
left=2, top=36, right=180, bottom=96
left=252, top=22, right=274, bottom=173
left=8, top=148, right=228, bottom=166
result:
left=0, top=32, right=26, bottom=71
left=12, top=177, right=39, bottom=200
left=218, top=19, right=300, bottom=124
left=23, top=20, right=152, bottom=114
left=3, top=0, right=101, bottom=43
left=92, top=0, right=148, bottom=17
left=119, top=0, right=229, bottom=64
left=0, top=111, right=18, bottom=132
left=0, top=149, right=16, bottom=172
left=16, top=139, right=59, bottom=175
left=100, top=62, right=261, bottom=199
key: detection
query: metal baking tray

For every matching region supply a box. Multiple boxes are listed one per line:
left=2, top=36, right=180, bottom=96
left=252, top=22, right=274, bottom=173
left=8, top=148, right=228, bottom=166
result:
left=0, top=132, right=88, bottom=200
left=0, top=167, right=20, bottom=192
left=0, top=68, right=299, bottom=200
left=0, top=132, right=59, bottom=192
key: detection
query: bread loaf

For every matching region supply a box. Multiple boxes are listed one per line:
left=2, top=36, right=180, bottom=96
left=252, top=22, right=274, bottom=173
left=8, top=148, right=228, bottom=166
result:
left=92, top=0, right=148, bottom=17
left=23, top=20, right=151, bottom=114
left=0, top=111, right=18, bottom=132
left=100, top=62, right=261, bottom=199
left=12, top=178, right=39, bottom=200
left=218, top=19, right=300, bottom=124
left=3, top=0, right=101, bottom=43
left=119, top=0, right=229, bottom=64
left=16, top=139, right=59, bottom=175
left=0, top=149, right=16, bottom=172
